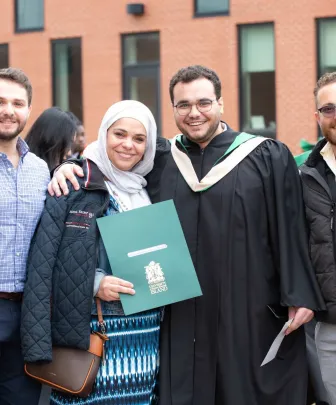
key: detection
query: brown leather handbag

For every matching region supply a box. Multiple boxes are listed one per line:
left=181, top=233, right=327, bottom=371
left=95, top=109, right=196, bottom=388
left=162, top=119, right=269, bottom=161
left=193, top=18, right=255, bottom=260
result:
left=24, top=298, right=108, bottom=398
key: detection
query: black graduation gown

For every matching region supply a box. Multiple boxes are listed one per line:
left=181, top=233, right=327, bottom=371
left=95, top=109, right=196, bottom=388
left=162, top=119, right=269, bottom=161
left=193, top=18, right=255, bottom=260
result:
left=146, top=125, right=326, bottom=405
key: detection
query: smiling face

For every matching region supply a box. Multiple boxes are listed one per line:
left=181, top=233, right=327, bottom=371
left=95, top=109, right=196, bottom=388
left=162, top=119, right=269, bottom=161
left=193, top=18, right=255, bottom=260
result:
left=172, top=78, right=224, bottom=148
left=106, top=117, right=147, bottom=171
left=0, top=79, right=31, bottom=142
left=315, top=82, right=336, bottom=145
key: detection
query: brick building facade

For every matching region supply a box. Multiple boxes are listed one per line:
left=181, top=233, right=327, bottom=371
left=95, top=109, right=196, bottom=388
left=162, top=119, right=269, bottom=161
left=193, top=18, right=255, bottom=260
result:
left=0, top=0, right=335, bottom=152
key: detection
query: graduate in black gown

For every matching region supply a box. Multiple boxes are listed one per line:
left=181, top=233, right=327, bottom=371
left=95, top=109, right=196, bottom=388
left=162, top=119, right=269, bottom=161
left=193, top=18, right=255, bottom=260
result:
left=49, top=66, right=325, bottom=405
left=145, top=65, right=326, bottom=405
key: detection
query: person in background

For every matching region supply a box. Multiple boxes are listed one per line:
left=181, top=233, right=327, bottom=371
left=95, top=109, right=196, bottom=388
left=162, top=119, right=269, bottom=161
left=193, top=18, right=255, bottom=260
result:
left=0, top=67, right=49, bottom=404
left=66, top=111, right=86, bottom=159
left=300, top=71, right=336, bottom=405
left=25, top=107, right=77, bottom=170
left=21, top=100, right=161, bottom=405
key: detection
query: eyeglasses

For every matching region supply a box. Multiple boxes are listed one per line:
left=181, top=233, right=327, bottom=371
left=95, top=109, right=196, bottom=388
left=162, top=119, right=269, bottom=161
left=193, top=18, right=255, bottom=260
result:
left=317, top=104, right=336, bottom=118
left=173, top=99, right=218, bottom=116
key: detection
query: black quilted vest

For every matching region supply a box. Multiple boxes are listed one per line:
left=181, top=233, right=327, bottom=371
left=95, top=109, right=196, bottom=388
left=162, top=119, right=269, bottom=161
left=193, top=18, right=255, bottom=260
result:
left=21, top=160, right=109, bottom=363
left=301, top=139, right=336, bottom=323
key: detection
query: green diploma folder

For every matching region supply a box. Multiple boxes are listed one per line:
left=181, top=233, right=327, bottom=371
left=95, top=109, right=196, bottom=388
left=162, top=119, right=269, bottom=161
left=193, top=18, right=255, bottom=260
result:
left=97, top=200, right=202, bottom=315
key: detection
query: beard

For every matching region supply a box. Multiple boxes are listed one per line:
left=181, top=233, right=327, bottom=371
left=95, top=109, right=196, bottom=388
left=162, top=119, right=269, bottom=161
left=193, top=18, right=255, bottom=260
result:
left=321, top=123, right=336, bottom=146
left=176, top=118, right=222, bottom=145
left=0, top=119, right=27, bottom=142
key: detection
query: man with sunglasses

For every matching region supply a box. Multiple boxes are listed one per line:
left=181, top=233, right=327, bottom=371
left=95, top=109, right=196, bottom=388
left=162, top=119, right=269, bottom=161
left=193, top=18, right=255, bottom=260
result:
left=300, top=71, right=336, bottom=404
left=49, top=65, right=325, bottom=405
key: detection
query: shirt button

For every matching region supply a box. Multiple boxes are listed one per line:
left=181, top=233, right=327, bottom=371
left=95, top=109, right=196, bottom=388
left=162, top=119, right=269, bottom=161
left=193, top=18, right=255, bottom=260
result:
left=7, top=168, right=11, bottom=172
left=16, top=252, right=20, bottom=256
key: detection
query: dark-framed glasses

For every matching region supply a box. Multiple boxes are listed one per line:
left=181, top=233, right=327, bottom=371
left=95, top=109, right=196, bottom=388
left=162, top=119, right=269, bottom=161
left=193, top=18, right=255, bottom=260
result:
left=318, top=104, right=336, bottom=118
left=174, top=99, right=218, bottom=116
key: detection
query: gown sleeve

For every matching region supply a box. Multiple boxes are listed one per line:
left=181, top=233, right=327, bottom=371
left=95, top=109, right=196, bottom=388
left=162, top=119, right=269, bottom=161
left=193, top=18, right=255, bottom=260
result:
left=146, top=136, right=171, bottom=201
left=255, top=140, right=326, bottom=311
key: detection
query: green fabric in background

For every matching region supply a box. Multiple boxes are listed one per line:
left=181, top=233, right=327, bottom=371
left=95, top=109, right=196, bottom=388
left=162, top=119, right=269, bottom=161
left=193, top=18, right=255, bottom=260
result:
left=97, top=200, right=202, bottom=315
left=294, top=150, right=312, bottom=167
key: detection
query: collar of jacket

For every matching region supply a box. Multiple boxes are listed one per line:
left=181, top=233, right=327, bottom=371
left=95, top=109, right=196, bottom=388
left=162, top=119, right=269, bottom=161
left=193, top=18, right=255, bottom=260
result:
left=300, top=138, right=332, bottom=200
left=70, top=158, right=107, bottom=191
left=304, top=137, right=327, bottom=168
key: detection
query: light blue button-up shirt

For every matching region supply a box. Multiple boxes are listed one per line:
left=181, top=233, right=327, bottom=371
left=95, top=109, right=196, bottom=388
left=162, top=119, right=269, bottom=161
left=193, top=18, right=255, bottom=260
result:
left=0, top=137, right=50, bottom=292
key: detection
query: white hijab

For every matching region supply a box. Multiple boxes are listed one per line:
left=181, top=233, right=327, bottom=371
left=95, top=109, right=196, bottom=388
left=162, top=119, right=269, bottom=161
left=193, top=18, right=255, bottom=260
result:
left=84, top=100, right=157, bottom=209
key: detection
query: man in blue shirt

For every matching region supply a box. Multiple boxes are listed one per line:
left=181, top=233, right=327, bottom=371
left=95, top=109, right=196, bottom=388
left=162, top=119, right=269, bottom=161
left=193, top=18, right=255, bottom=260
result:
left=0, top=68, right=50, bottom=404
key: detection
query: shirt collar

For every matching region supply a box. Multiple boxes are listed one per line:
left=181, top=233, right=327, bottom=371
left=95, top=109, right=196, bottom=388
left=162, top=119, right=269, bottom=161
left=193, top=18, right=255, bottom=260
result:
left=320, top=141, right=336, bottom=178
left=16, top=137, right=29, bottom=158
left=0, top=137, right=29, bottom=160
left=320, top=141, right=333, bottom=157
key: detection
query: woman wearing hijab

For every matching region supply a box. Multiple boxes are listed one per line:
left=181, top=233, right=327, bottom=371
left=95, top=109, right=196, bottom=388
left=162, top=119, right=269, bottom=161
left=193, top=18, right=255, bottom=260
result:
left=21, top=101, right=160, bottom=405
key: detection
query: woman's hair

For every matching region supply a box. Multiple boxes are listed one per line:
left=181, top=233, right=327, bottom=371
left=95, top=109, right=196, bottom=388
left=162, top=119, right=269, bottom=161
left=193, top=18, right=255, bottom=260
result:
left=66, top=111, right=82, bottom=127
left=25, top=107, right=77, bottom=170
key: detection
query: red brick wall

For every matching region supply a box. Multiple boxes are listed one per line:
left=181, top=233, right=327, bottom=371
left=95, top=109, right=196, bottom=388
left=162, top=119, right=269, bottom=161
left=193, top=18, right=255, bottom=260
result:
left=0, top=0, right=335, bottom=153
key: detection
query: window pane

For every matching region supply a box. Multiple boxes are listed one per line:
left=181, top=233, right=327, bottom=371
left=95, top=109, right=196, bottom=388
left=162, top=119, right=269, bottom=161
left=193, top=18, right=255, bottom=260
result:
left=319, top=19, right=336, bottom=75
left=52, top=39, right=83, bottom=121
left=241, top=25, right=274, bottom=72
left=124, top=33, right=160, bottom=65
left=16, top=0, right=44, bottom=31
left=123, top=33, right=161, bottom=135
left=0, top=44, right=9, bottom=69
left=239, top=24, right=276, bottom=138
left=129, top=76, right=159, bottom=124
left=196, top=0, right=229, bottom=14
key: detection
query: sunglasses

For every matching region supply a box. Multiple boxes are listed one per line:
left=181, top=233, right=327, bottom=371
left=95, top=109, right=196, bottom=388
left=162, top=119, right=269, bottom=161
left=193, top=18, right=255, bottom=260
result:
left=318, top=104, right=336, bottom=118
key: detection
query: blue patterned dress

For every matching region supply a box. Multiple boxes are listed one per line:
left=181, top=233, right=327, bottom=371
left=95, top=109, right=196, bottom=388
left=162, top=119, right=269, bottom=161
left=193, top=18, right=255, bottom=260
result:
left=50, top=194, right=161, bottom=405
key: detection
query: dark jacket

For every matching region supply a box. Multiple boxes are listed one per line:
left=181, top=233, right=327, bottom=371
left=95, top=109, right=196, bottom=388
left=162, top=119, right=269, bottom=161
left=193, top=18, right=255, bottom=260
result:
left=21, top=159, right=109, bottom=363
left=301, top=138, right=336, bottom=323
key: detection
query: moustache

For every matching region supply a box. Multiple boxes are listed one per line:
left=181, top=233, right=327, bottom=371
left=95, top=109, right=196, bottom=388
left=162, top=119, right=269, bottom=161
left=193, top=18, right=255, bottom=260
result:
left=0, top=116, right=17, bottom=123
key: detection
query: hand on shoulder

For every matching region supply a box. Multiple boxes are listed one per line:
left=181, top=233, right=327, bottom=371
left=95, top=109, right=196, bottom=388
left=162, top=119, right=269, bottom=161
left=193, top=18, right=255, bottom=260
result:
left=48, top=162, right=84, bottom=197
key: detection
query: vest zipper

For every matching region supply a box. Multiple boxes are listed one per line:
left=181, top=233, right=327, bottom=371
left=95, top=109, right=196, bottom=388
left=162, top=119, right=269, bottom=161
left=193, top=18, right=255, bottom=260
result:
left=331, top=202, right=335, bottom=232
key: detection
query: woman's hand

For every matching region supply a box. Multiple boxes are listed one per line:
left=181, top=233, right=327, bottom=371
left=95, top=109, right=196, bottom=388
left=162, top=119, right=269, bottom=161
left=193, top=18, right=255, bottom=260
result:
left=48, top=163, right=84, bottom=197
left=96, top=276, right=135, bottom=301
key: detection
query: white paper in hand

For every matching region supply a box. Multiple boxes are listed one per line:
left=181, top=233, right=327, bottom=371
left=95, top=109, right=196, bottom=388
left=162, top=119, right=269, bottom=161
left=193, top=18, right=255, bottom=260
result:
left=260, top=319, right=293, bottom=367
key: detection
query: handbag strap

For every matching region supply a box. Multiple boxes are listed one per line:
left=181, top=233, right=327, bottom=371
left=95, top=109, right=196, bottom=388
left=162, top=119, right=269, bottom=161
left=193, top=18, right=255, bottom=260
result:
left=95, top=298, right=106, bottom=334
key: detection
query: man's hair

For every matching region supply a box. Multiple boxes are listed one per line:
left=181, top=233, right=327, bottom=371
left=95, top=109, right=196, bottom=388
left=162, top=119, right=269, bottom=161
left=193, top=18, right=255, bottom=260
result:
left=0, top=67, right=32, bottom=106
left=314, top=71, right=336, bottom=104
left=169, top=65, right=221, bottom=104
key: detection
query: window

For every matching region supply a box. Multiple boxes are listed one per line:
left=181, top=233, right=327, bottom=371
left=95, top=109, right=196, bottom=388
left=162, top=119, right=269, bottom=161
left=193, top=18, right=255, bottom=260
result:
left=195, top=0, right=229, bottom=16
left=51, top=38, right=83, bottom=121
left=317, top=18, right=336, bottom=76
left=0, top=44, right=9, bottom=69
left=15, top=0, right=44, bottom=32
left=122, top=33, right=161, bottom=135
left=239, top=23, right=276, bottom=139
